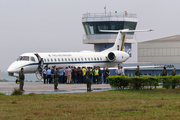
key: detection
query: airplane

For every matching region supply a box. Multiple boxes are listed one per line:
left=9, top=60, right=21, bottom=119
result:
left=7, top=29, right=154, bottom=81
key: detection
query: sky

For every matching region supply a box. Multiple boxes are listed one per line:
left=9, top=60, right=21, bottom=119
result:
left=1, top=0, right=180, bottom=72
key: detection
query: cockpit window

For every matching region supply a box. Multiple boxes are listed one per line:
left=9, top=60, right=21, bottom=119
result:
left=16, top=56, right=29, bottom=61
left=30, top=57, right=35, bottom=62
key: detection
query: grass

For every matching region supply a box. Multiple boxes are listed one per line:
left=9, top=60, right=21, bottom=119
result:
left=0, top=89, right=180, bottom=119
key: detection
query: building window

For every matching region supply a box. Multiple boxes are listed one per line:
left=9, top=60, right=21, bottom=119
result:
left=104, top=45, right=107, bottom=49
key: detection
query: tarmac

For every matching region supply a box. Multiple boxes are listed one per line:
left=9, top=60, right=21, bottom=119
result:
left=0, top=82, right=112, bottom=95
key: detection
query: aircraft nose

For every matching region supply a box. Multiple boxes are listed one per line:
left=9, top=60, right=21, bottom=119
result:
left=7, top=62, right=17, bottom=73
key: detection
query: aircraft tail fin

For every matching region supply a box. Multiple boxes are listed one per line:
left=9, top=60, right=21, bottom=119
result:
left=100, top=29, right=153, bottom=52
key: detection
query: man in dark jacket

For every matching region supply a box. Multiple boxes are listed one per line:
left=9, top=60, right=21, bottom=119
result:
left=161, top=67, right=167, bottom=76
left=135, top=65, right=141, bottom=77
left=98, top=67, right=102, bottom=84
left=171, top=68, right=176, bottom=76
left=19, top=68, right=25, bottom=91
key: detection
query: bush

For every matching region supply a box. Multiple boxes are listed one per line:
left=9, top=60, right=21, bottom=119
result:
left=0, top=93, right=5, bottom=95
left=107, top=76, right=159, bottom=90
left=11, top=89, right=23, bottom=95
left=108, top=76, right=129, bottom=89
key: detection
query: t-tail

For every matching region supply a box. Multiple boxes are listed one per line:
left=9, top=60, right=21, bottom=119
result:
left=100, top=29, right=153, bottom=52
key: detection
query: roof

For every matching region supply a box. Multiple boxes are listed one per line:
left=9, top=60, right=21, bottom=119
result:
left=139, top=35, right=180, bottom=43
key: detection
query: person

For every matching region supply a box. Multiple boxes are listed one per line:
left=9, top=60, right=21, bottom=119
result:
left=67, top=66, right=72, bottom=84
left=94, top=67, right=99, bottom=84
left=51, top=66, right=55, bottom=83
left=19, top=68, right=25, bottom=91
left=115, top=66, right=122, bottom=75
left=87, top=67, right=93, bottom=92
left=102, top=67, right=106, bottom=84
left=39, top=58, right=44, bottom=69
left=77, top=67, right=82, bottom=83
left=105, top=67, right=110, bottom=83
left=92, top=66, right=96, bottom=84
left=59, top=67, right=65, bottom=83
left=45, top=64, right=49, bottom=69
left=64, top=67, right=68, bottom=84
left=90, top=67, right=93, bottom=84
left=171, top=68, right=176, bottom=76
left=135, top=65, right=141, bottom=77
left=54, top=68, right=60, bottom=90
left=42, top=67, right=47, bottom=84
left=73, top=67, right=78, bottom=84
left=47, top=67, right=51, bottom=84
left=161, top=67, right=167, bottom=76
left=121, top=66, right=125, bottom=76
left=82, top=67, right=87, bottom=84
left=98, top=66, right=102, bottom=84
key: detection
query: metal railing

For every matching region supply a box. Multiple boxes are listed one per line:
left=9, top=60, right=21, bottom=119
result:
left=83, top=34, right=135, bottom=40
left=82, top=12, right=137, bottom=18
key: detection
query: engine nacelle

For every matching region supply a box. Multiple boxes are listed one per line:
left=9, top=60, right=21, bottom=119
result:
left=106, top=51, right=129, bottom=62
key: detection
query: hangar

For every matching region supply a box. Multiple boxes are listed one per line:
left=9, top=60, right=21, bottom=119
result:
left=121, top=35, right=180, bottom=77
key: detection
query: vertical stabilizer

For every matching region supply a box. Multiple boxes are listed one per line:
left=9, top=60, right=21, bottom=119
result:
left=100, top=29, right=153, bottom=52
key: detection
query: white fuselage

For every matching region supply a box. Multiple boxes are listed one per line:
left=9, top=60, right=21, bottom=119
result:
left=7, top=51, right=129, bottom=77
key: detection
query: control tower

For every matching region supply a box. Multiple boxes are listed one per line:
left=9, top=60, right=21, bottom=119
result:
left=82, top=11, right=138, bottom=58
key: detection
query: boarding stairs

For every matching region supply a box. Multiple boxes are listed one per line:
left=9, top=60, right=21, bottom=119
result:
left=35, top=67, right=44, bottom=82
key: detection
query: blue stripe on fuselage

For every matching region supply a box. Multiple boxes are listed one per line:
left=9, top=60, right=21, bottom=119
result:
left=21, top=61, right=110, bottom=68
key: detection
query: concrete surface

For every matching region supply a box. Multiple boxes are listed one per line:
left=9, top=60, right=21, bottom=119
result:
left=0, top=82, right=112, bottom=95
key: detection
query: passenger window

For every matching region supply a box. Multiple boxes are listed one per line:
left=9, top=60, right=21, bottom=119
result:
left=44, top=59, right=46, bottom=62
left=58, top=58, right=60, bottom=61
left=85, top=58, right=87, bottom=61
left=54, top=58, right=56, bottom=62
left=94, top=58, right=96, bottom=61
left=71, top=58, right=73, bottom=61
left=51, top=59, right=53, bottom=62
left=88, top=58, right=90, bottom=61
left=97, top=58, right=99, bottom=61
left=91, top=58, right=93, bottom=61
left=68, top=58, right=70, bottom=61
left=62, top=58, right=64, bottom=61
left=47, top=59, right=49, bottom=62
left=65, top=58, right=67, bottom=61
left=100, top=57, right=102, bottom=60
left=81, top=58, right=83, bottom=61
left=75, top=58, right=77, bottom=61
left=30, top=57, right=35, bottom=62
left=78, top=58, right=80, bottom=61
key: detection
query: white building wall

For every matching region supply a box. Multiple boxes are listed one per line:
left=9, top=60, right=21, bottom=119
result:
left=138, top=41, right=180, bottom=63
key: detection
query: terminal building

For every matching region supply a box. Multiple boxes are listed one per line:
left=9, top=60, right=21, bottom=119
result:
left=81, top=12, right=180, bottom=77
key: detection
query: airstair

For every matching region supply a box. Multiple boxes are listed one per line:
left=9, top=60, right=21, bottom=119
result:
left=35, top=67, right=44, bottom=82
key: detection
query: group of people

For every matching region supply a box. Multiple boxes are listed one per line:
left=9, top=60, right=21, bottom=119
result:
left=42, top=65, right=111, bottom=85
left=135, top=65, right=177, bottom=77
